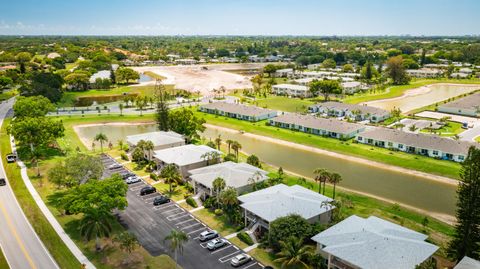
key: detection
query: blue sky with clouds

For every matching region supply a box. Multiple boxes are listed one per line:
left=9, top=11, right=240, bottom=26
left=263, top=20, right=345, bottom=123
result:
left=1, top=0, right=479, bottom=35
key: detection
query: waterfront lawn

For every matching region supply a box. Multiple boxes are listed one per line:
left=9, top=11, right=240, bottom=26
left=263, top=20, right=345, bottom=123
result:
left=0, top=248, right=9, bottom=269
left=195, top=111, right=462, bottom=179
left=242, top=95, right=315, bottom=112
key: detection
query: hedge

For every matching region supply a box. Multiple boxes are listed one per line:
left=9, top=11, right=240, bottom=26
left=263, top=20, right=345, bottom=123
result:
left=237, top=232, right=254, bottom=246
left=186, top=197, right=198, bottom=208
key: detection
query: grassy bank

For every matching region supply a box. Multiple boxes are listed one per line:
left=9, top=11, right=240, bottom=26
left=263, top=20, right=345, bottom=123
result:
left=0, top=248, right=9, bottom=269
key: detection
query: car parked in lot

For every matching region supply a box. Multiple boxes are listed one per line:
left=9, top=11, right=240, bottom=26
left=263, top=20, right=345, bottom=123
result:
left=231, top=253, right=251, bottom=267
left=121, top=172, right=136, bottom=179
left=126, top=176, right=141, bottom=184
left=207, top=238, right=228, bottom=251
left=140, top=186, right=156, bottom=196
left=108, top=163, right=122, bottom=170
left=199, top=230, right=218, bottom=242
left=0, top=178, right=6, bottom=186
left=6, top=154, right=16, bottom=163
left=153, top=195, right=170, bottom=206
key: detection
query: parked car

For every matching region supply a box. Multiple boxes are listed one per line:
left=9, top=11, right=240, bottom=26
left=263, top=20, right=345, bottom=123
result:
left=126, top=176, right=141, bottom=184
left=207, top=238, right=228, bottom=251
left=0, top=178, right=6, bottom=186
left=230, top=254, right=251, bottom=267
left=199, top=230, right=218, bottom=242
left=6, top=154, right=16, bottom=163
left=462, top=122, right=469, bottom=129
left=121, top=172, right=135, bottom=179
left=140, top=186, right=156, bottom=196
left=108, top=163, right=122, bottom=170
left=153, top=195, right=170, bottom=206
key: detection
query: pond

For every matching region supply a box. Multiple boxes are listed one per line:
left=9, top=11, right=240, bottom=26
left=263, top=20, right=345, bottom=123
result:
left=138, top=73, right=153, bottom=83
left=75, top=123, right=457, bottom=218
left=365, top=83, right=480, bottom=112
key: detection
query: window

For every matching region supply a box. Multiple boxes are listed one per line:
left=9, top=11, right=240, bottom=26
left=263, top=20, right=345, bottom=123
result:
left=358, top=136, right=363, bottom=141
left=459, top=155, right=465, bottom=161
left=388, top=142, right=393, bottom=147
left=433, top=150, right=438, bottom=155
left=398, top=144, right=404, bottom=149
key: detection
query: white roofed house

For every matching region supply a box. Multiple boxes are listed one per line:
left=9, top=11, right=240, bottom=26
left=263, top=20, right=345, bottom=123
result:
left=438, top=92, right=480, bottom=117
left=308, top=102, right=391, bottom=123
left=238, top=184, right=334, bottom=237
left=406, top=68, right=444, bottom=78
left=341, top=81, right=362, bottom=94
left=274, top=68, right=295, bottom=78
left=126, top=131, right=185, bottom=160
left=153, top=145, right=222, bottom=179
left=311, top=215, right=438, bottom=269
left=271, top=83, right=312, bottom=97
left=199, top=102, right=278, bottom=122
left=187, top=161, right=269, bottom=198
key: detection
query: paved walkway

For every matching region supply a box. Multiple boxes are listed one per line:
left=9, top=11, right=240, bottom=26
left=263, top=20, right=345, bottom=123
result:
left=10, top=137, right=96, bottom=269
left=243, top=243, right=259, bottom=253
left=189, top=206, right=204, bottom=213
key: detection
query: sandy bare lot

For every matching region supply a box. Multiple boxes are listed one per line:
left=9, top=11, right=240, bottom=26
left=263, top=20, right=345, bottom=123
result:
left=133, top=63, right=273, bottom=95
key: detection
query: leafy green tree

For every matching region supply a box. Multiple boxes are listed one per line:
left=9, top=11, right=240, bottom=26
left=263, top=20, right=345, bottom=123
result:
left=161, top=164, right=182, bottom=195
left=168, top=108, right=206, bottom=142
left=246, top=154, right=261, bottom=168
left=115, top=67, right=139, bottom=84
left=0, top=76, right=13, bottom=89
left=342, top=64, right=354, bottom=73
left=131, top=147, right=145, bottom=163
left=309, top=80, right=341, bottom=101
left=16, top=52, right=32, bottom=63
left=79, top=209, right=114, bottom=251
left=118, top=103, right=124, bottom=116
left=268, top=214, right=313, bottom=251
left=13, top=96, right=55, bottom=118
left=219, top=187, right=240, bottom=223
left=164, top=229, right=188, bottom=269
left=94, top=133, right=108, bottom=152
left=263, top=64, right=278, bottom=77
left=322, top=58, right=336, bottom=69
left=386, top=56, right=410, bottom=85
left=64, top=72, right=90, bottom=91
left=212, top=177, right=226, bottom=207
left=18, top=72, right=64, bottom=102
left=154, top=81, right=170, bottom=131
left=48, top=153, right=104, bottom=188
left=448, top=147, right=480, bottom=261
left=274, top=236, right=313, bottom=269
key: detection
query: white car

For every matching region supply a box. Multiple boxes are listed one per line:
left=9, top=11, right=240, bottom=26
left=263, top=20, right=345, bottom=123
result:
left=108, top=163, right=122, bottom=170
left=126, top=176, right=141, bottom=184
left=230, top=253, right=251, bottom=267
left=199, top=230, right=218, bottom=242
left=207, top=238, right=228, bottom=250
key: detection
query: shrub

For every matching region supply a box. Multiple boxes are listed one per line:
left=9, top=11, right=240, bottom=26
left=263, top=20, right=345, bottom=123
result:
left=214, top=208, right=223, bottom=215
left=237, top=232, right=254, bottom=246
left=150, top=173, right=158, bottom=181
left=186, top=197, right=198, bottom=208
left=184, top=182, right=194, bottom=193
left=203, top=197, right=215, bottom=209
left=224, top=153, right=237, bottom=162
left=120, top=152, right=129, bottom=161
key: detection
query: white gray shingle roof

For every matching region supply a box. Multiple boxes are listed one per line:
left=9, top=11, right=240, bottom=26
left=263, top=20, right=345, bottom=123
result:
left=312, top=215, right=439, bottom=269
left=454, top=256, right=480, bottom=269
left=201, top=102, right=277, bottom=117
left=126, top=131, right=184, bottom=147
left=310, top=101, right=390, bottom=117
left=153, top=145, right=221, bottom=166
left=440, top=92, right=480, bottom=110
left=188, top=161, right=268, bottom=189
left=271, top=113, right=365, bottom=135
left=238, top=184, right=333, bottom=223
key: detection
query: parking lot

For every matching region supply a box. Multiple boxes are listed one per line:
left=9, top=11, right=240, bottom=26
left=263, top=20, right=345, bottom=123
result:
left=100, top=154, right=263, bottom=269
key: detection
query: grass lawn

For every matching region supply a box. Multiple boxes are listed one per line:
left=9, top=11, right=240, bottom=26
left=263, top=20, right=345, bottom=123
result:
left=420, top=121, right=464, bottom=137
left=343, top=79, right=480, bottom=104
left=0, top=248, right=9, bottom=269
left=476, top=136, right=480, bottom=143
left=0, top=90, right=17, bottom=101
left=249, top=249, right=280, bottom=269
left=246, top=95, right=315, bottom=112
left=143, top=71, right=166, bottom=80
left=192, top=209, right=240, bottom=236
left=195, top=110, right=461, bottom=179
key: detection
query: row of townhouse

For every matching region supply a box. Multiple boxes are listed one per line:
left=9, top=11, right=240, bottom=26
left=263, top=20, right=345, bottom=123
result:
left=406, top=68, right=444, bottom=78
left=199, top=102, right=278, bottom=122
left=438, top=92, right=480, bottom=117
left=272, top=81, right=365, bottom=97
left=308, top=101, right=391, bottom=123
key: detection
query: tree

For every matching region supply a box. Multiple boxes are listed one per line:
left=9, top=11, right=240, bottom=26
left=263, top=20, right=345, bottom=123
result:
left=263, top=64, right=278, bottom=77
left=135, top=97, right=146, bottom=116
left=313, top=168, right=329, bottom=195
left=386, top=56, right=410, bottom=85
left=143, top=140, right=155, bottom=160
left=274, top=236, right=313, bottom=269
left=206, top=141, right=217, bottom=149
left=13, top=96, right=55, bottom=118
left=212, top=177, right=226, bottom=207
left=18, top=72, right=64, bottom=102
left=268, top=214, right=313, bottom=251
left=168, top=108, right=206, bottom=142
left=309, top=80, right=341, bottom=101
left=164, top=229, right=188, bottom=269
left=361, top=61, right=378, bottom=81
left=448, top=147, right=480, bottom=261
left=94, top=133, right=108, bottom=152
left=161, top=164, right=181, bottom=195
left=321, top=58, right=336, bottom=69
left=329, top=172, right=342, bottom=199
left=247, top=171, right=264, bottom=191
left=64, top=72, right=90, bottom=91
left=342, top=64, right=354, bottom=73
left=219, top=187, right=239, bottom=223
left=114, top=231, right=139, bottom=255
left=246, top=154, right=261, bottom=168
left=79, top=209, right=114, bottom=251
left=16, top=52, right=32, bottom=63
left=118, top=103, right=124, bottom=116
left=226, top=139, right=234, bottom=154
left=48, top=153, right=104, bottom=188
left=231, top=141, right=242, bottom=161
left=0, top=76, right=13, bottom=89
left=115, top=67, right=139, bottom=84
left=214, top=135, right=222, bottom=150
left=131, top=147, right=145, bottom=162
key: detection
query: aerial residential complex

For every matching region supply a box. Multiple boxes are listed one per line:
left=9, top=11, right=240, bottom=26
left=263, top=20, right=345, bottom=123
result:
left=269, top=113, right=366, bottom=139
left=126, top=131, right=185, bottom=160
left=356, top=128, right=477, bottom=162
left=311, top=215, right=439, bottom=269
left=272, top=83, right=311, bottom=97
left=308, top=101, right=391, bottom=123
left=199, top=102, right=278, bottom=122
left=438, top=92, right=480, bottom=117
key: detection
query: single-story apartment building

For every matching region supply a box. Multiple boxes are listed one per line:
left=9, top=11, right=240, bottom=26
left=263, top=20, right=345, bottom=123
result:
left=199, top=102, right=278, bottom=122
left=188, top=161, right=268, bottom=198
left=356, top=128, right=477, bottom=162
left=341, top=81, right=363, bottom=94
left=271, top=84, right=311, bottom=97
left=450, top=72, right=470, bottom=79
left=126, top=131, right=185, bottom=160
left=153, top=144, right=222, bottom=178
left=406, top=68, right=444, bottom=78
left=438, top=92, right=480, bottom=117
left=311, top=215, right=438, bottom=269
left=269, top=113, right=366, bottom=139
left=308, top=102, right=391, bottom=123
left=454, top=257, right=480, bottom=269
left=274, top=68, right=295, bottom=78
left=238, top=184, right=334, bottom=234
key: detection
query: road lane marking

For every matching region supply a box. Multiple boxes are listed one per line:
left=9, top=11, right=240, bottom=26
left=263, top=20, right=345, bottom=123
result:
left=0, top=203, right=37, bottom=269
left=175, top=218, right=194, bottom=226
left=167, top=214, right=190, bottom=221
left=182, top=222, right=203, bottom=231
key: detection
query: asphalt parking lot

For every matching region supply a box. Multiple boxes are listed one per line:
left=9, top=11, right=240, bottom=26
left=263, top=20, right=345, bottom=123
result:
left=100, top=154, right=263, bottom=269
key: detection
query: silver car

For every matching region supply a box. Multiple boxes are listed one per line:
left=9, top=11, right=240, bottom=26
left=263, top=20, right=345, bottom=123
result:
left=230, top=253, right=251, bottom=267
left=126, top=176, right=141, bottom=184
left=199, top=230, right=218, bottom=242
left=207, top=238, right=228, bottom=250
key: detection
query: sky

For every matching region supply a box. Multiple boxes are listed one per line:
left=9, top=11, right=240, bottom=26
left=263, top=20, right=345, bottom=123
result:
left=0, top=0, right=479, bottom=36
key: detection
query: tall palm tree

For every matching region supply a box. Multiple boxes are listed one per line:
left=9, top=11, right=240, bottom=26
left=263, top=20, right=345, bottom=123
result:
left=226, top=139, right=234, bottom=154
left=212, top=177, right=226, bottom=207
left=313, top=168, right=329, bottom=194
left=329, top=172, right=342, bottom=199
left=117, top=139, right=125, bottom=151
left=247, top=171, right=263, bottom=191
left=114, top=231, right=139, bottom=254
left=274, top=236, right=313, bottom=269
left=144, top=140, right=155, bottom=160
left=160, top=164, right=181, bottom=195
left=231, top=141, right=242, bottom=161
left=94, top=133, right=108, bottom=152
left=219, top=187, right=239, bottom=222
left=79, top=210, right=114, bottom=251
left=118, top=103, right=124, bottom=116
left=214, top=135, right=222, bottom=150
left=164, top=229, right=188, bottom=269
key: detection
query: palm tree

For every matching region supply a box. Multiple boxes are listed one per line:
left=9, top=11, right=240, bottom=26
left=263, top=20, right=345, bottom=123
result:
left=164, top=229, right=188, bottom=269
left=329, top=172, right=342, bottom=199
left=274, top=236, right=313, bottom=269
left=136, top=97, right=145, bottom=116
left=118, top=103, right=124, bottom=116
left=79, top=210, right=114, bottom=251
left=144, top=140, right=155, bottom=160
left=160, top=164, right=181, bottom=195
left=117, top=139, right=125, bottom=151
left=214, top=135, right=222, bottom=150
left=212, top=177, right=226, bottom=207
left=247, top=171, right=263, bottom=191
left=201, top=151, right=221, bottom=166
left=313, top=168, right=329, bottom=194
left=114, top=231, right=139, bottom=254
left=409, top=124, right=418, bottom=132
left=219, top=187, right=239, bottom=222
left=231, top=141, right=242, bottom=161
left=94, top=133, right=108, bottom=152
left=226, top=139, right=234, bottom=154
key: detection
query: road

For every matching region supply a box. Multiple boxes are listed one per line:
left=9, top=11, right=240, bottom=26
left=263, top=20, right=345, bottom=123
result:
left=0, top=98, right=59, bottom=269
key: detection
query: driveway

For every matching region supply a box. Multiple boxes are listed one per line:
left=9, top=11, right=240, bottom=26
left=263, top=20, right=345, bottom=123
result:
left=100, top=155, right=263, bottom=269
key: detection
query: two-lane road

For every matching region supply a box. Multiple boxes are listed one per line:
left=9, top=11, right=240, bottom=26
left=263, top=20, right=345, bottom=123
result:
left=0, top=98, right=59, bottom=269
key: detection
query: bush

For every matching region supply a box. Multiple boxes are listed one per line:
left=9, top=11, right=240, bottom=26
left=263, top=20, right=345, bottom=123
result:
left=184, top=182, right=194, bottom=193
left=186, top=197, right=198, bottom=208
left=150, top=173, right=158, bottom=181
left=214, top=208, right=223, bottom=215
left=237, top=232, right=254, bottom=246
left=224, top=153, right=237, bottom=162
left=203, top=197, right=215, bottom=209
left=120, top=152, right=129, bottom=161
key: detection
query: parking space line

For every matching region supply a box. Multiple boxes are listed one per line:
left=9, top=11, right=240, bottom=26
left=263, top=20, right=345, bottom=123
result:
left=156, top=205, right=179, bottom=212
left=200, top=242, right=208, bottom=248
left=175, top=218, right=194, bottom=226
left=130, top=186, right=146, bottom=191
left=165, top=211, right=186, bottom=219
left=187, top=227, right=207, bottom=235
left=167, top=213, right=190, bottom=221
left=210, top=244, right=233, bottom=255
left=239, top=262, right=259, bottom=269
left=182, top=222, right=203, bottom=231
left=143, top=196, right=160, bottom=201
left=219, top=251, right=241, bottom=263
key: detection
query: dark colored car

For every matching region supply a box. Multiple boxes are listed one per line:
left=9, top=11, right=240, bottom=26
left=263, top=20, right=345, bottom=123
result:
left=153, top=195, right=170, bottom=206
left=6, top=154, right=16, bottom=163
left=0, top=178, right=6, bottom=186
left=121, top=172, right=135, bottom=179
left=140, top=186, right=156, bottom=196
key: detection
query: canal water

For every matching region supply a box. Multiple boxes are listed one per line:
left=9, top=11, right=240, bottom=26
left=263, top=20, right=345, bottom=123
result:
left=75, top=123, right=457, bottom=217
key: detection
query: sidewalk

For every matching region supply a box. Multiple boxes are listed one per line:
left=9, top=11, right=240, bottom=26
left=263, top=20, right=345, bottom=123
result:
left=10, top=136, right=96, bottom=269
